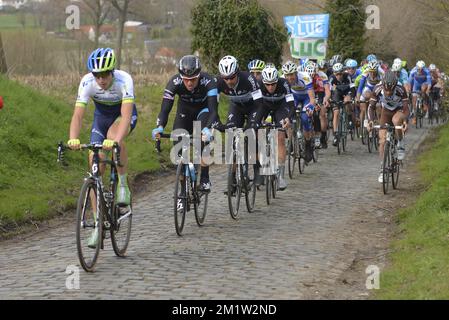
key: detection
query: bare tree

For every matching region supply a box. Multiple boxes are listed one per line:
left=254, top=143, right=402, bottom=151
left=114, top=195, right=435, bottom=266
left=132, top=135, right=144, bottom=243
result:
left=82, top=0, right=112, bottom=48
left=109, top=0, right=133, bottom=68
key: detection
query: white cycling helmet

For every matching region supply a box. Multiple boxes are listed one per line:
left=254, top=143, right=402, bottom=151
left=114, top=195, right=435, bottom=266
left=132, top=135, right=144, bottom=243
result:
left=305, top=64, right=316, bottom=76
left=282, top=61, right=297, bottom=75
left=262, top=65, right=279, bottom=84
left=416, top=60, right=426, bottom=69
left=391, top=61, right=402, bottom=72
left=332, top=63, right=344, bottom=73
left=393, top=58, right=402, bottom=66
left=429, top=64, right=437, bottom=71
left=367, top=60, right=380, bottom=72
left=218, top=55, right=239, bottom=78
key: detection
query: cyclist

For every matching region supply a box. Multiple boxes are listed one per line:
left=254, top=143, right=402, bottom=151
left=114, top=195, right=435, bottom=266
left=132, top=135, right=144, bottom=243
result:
left=329, top=62, right=356, bottom=147
left=152, top=55, right=219, bottom=194
left=216, top=55, right=264, bottom=187
left=369, top=71, right=409, bottom=183
left=313, top=61, right=331, bottom=148
left=68, top=48, right=137, bottom=247
left=357, top=60, right=384, bottom=134
left=250, top=65, right=295, bottom=191
left=409, top=60, right=431, bottom=119
left=282, top=60, right=316, bottom=163
left=248, top=59, right=266, bottom=82
left=429, top=64, right=445, bottom=116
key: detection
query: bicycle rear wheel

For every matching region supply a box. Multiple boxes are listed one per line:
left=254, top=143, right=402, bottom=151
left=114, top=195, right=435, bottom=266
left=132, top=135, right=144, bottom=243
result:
left=174, top=163, right=187, bottom=236
left=382, top=143, right=391, bottom=195
left=111, top=199, right=132, bottom=257
left=76, top=178, right=102, bottom=272
left=227, top=164, right=242, bottom=220
left=194, top=185, right=208, bottom=226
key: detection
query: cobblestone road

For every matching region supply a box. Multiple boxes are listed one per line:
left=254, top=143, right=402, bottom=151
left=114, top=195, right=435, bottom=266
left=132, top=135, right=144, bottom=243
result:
left=0, top=125, right=431, bottom=299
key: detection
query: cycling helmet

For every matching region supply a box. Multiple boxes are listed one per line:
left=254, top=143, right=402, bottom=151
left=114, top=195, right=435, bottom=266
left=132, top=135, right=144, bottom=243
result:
left=366, top=54, right=377, bottom=62
left=87, top=48, right=116, bottom=72
left=429, top=64, right=437, bottom=71
left=391, top=61, right=402, bottom=72
left=383, top=71, right=398, bottom=91
left=297, top=63, right=305, bottom=72
left=393, top=58, right=402, bottom=65
left=248, top=59, right=265, bottom=72
left=261, top=65, right=279, bottom=84
left=346, top=59, right=358, bottom=68
left=332, top=55, right=343, bottom=64
left=367, top=60, right=380, bottom=72
left=305, top=64, right=316, bottom=76
left=332, top=63, right=344, bottom=73
left=402, top=60, right=408, bottom=68
left=318, top=59, right=328, bottom=70
left=179, top=55, right=201, bottom=78
left=416, top=60, right=426, bottom=69
left=282, top=61, right=297, bottom=75
left=218, top=55, right=239, bottom=78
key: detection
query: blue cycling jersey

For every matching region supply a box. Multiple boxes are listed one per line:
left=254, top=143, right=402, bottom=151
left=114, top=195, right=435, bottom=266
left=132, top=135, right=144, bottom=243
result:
left=409, top=67, right=431, bottom=86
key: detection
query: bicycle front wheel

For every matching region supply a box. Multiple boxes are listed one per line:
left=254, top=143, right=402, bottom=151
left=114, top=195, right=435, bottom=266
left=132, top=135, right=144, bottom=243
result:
left=76, top=178, right=102, bottom=272
left=265, top=175, right=272, bottom=205
left=245, top=164, right=257, bottom=213
left=174, top=163, right=187, bottom=236
left=227, top=164, right=242, bottom=220
left=382, top=143, right=391, bottom=195
left=392, top=149, right=400, bottom=190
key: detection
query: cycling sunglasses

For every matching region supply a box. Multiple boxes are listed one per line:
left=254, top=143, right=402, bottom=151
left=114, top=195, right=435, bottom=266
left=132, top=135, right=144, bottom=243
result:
left=92, top=71, right=112, bottom=78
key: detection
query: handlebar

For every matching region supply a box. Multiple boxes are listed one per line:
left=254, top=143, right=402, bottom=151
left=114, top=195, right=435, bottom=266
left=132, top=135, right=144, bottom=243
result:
left=57, top=141, right=123, bottom=167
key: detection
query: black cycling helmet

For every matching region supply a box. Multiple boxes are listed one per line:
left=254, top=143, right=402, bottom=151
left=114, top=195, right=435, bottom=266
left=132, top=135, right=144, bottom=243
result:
left=179, top=55, right=201, bottom=78
left=383, top=70, right=398, bottom=91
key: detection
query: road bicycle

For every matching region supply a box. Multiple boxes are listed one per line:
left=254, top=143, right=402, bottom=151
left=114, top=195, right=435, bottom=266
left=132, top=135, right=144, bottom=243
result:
left=373, top=124, right=405, bottom=195
left=225, top=127, right=257, bottom=219
left=156, top=133, right=208, bottom=236
left=288, top=107, right=306, bottom=179
left=57, top=142, right=132, bottom=272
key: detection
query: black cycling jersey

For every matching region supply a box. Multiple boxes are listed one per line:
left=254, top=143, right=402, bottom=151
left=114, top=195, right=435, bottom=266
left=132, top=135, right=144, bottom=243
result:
left=217, top=71, right=263, bottom=106
left=157, top=72, right=219, bottom=128
left=217, top=71, right=264, bottom=129
left=329, top=73, right=355, bottom=93
left=249, top=78, right=295, bottom=127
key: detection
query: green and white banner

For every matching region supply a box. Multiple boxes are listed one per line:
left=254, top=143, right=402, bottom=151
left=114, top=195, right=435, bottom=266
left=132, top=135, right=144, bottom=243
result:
left=288, top=37, right=327, bottom=60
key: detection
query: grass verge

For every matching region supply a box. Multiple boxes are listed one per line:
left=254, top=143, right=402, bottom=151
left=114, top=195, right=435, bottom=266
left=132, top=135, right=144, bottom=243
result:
left=375, top=123, right=449, bottom=299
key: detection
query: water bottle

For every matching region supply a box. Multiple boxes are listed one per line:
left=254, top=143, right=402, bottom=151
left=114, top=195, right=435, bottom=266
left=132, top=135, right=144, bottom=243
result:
left=364, top=119, right=369, bottom=128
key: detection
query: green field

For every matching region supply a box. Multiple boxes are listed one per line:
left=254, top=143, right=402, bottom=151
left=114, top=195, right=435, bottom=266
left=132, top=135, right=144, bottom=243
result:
left=0, top=13, right=37, bottom=28
left=376, top=123, right=449, bottom=299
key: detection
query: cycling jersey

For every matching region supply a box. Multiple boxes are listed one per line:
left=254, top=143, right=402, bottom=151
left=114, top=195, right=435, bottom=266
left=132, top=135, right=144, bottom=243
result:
left=157, top=72, right=219, bottom=130
left=76, top=70, right=135, bottom=112
left=397, top=69, right=409, bottom=86
left=371, top=83, right=408, bottom=111
left=217, top=71, right=263, bottom=128
left=75, top=70, right=138, bottom=144
left=357, top=67, right=385, bottom=95
left=409, top=67, right=431, bottom=93
left=250, top=78, right=295, bottom=128
left=313, top=71, right=329, bottom=93
left=346, top=68, right=362, bottom=82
